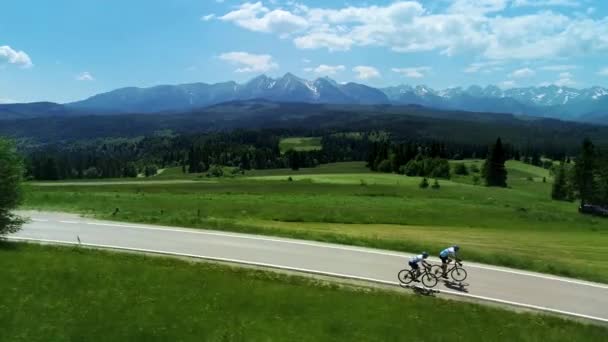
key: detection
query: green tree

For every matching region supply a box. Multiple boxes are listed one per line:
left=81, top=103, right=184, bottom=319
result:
left=144, top=165, right=158, bottom=177
left=552, top=164, right=568, bottom=201
left=123, top=163, right=138, bottom=178
left=0, top=139, right=26, bottom=235
left=419, top=177, right=429, bottom=189
left=377, top=159, right=392, bottom=173
left=453, top=163, right=469, bottom=176
left=482, top=138, right=508, bottom=187
left=574, top=138, right=596, bottom=205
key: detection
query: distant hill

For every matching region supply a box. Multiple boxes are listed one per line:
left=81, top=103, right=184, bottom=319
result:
left=0, top=102, right=77, bottom=120
left=3, top=100, right=608, bottom=153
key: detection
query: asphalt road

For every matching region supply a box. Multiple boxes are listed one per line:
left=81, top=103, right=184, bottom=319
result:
left=8, top=211, right=608, bottom=323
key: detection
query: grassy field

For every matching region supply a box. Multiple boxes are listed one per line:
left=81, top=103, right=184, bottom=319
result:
left=279, top=137, right=322, bottom=153
left=22, top=161, right=608, bottom=283
left=1, top=243, right=605, bottom=341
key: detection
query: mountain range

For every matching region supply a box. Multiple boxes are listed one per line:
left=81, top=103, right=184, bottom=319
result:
left=1, top=73, right=606, bottom=123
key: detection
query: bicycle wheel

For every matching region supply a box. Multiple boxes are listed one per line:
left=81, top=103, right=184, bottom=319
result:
left=430, top=265, right=444, bottom=277
left=398, top=269, right=413, bottom=287
left=451, top=267, right=468, bottom=282
left=421, top=272, right=438, bottom=288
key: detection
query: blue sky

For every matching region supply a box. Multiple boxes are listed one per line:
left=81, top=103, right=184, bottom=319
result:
left=1, top=0, right=608, bottom=103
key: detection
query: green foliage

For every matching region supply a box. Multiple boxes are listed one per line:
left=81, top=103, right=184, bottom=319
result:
left=122, top=163, right=138, bottom=178
left=144, top=165, right=158, bottom=177
left=83, top=167, right=100, bottom=179
left=472, top=175, right=481, bottom=185
left=469, top=164, right=480, bottom=173
left=0, top=138, right=25, bottom=234
left=453, top=163, right=469, bottom=176
left=419, top=177, right=429, bottom=189
left=483, top=138, right=508, bottom=187
left=376, top=159, right=392, bottom=173
left=207, top=165, right=224, bottom=178
left=431, top=179, right=441, bottom=190
left=552, top=164, right=571, bottom=202
left=574, top=139, right=596, bottom=205
left=403, top=156, right=450, bottom=179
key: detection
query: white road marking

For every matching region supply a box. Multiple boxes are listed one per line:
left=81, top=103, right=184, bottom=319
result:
left=51, top=218, right=608, bottom=290
left=31, top=218, right=49, bottom=222
left=7, top=235, right=608, bottom=323
left=59, top=220, right=80, bottom=224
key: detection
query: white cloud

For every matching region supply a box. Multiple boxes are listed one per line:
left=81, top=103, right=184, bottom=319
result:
left=220, top=2, right=308, bottom=35
left=304, top=64, right=345, bottom=75
left=76, top=72, right=95, bottom=81
left=448, top=0, right=509, bottom=15
left=219, top=51, right=279, bottom=73
left=392, top=66, right=431, bottom=78
left=353, top=66, right=380, bottom=80
left=201, top=14, right=216, bottom=21
left=500, top=80, right=516, bottom=88
left=218, top=2, right=608, bottom=62
left=0, top=45, right=32, bottom=68
left=464, top=60, right=503, bottom=73
left=512, top=0, right=580, bottom=7
left=509, top=67, right=536, bottom=78
left=0, top=98, right=16, bottom=104
left=540, top=64, right=578, bottom=71
left=555, top=72, right=576, bottom=86
left=598, top=67, right=608, bottom=76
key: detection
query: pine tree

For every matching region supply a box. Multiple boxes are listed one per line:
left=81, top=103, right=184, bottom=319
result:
left=574, top=138, right=596, bottom=205
left=482, top=138, right=508, bottom=187
left=552, top=164, right=568, bottom=201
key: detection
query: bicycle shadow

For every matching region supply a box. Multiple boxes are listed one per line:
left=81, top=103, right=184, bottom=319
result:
left=441, top=280, right=470, bottom=293
left=409, top=285, right=439, bottom=296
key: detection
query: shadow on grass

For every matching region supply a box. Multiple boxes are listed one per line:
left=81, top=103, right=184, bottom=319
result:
left=0, top=239, right=20, bottom=250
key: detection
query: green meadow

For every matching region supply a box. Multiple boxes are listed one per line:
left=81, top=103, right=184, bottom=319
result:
left=279, top=136, right=323, bottom=153
left=23, top=161, right=608, bottom=283
left=1, top=243, right=605, bottom=341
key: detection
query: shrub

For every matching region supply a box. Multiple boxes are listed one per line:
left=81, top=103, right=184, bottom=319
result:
left=144, top=165, right=158, bottom=177
left=431, top=179, right=441, bottom=189
left=207, top=165, right=224, bottom=178
left=419, top=178, right=429, bottom=189
left=453, top=163, right=469, bottom=176
left=472, top=175, right=480, bottom=185
left=377, top=159, right=393, bottom=173
left=469, top=164, right=480, bottom=173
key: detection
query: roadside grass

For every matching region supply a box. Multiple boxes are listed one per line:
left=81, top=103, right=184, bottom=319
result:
left=23, top=161, right=608, bottom=283
left=1, top=243, right=605, bottom=341
left=279, top=136, right=322, bottom=153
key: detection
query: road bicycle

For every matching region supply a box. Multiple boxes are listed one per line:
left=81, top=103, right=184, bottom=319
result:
left=431, top=259, right=468, bottom=282
left=397, top=263, right=438, bottom=288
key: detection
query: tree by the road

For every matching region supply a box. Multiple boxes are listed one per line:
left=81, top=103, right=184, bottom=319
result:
left=482, top=138, right=508, bottom=187
left=0, top=138, right=25, bottom=235
left=574, top=138, right=596, bottom=205
left=552, top=164, right=570, bottom=201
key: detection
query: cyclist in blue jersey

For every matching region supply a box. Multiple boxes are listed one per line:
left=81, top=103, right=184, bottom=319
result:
left=439, top=245, right=460, bottom=278
left=408, top=251, right=430, bottom=281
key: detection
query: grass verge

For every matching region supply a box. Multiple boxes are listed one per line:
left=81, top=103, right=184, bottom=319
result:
left=1, top=242, right=605, bottom=341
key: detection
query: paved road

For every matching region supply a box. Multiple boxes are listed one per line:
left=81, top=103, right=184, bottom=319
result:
left=8, top=211, right=608, bottom=323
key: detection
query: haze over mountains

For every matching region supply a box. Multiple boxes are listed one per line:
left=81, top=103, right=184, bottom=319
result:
left=1, top=73, right=606, bottom=123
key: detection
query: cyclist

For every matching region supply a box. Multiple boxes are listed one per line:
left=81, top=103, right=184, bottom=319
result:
left=439, top=245, right=460, bottom=278
left=408, top=251, right=431, bottom=282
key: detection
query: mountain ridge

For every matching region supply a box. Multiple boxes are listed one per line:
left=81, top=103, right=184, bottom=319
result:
left=1, top=73, right=606, bottom=123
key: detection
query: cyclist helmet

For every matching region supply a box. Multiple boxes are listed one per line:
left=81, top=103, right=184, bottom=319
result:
left=422, top=251, right=429, bottom=258
left=453, top=245, right=460, bottom=251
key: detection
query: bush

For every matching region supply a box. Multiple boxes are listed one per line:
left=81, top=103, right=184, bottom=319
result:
left=431, top=179, right=441, bottom=189
left=144, top=165, right=158, bottom=177
left=453, top=163, right=469, bottom=176
left=419, top=178, right=429, bottom=189
left=377, top=159, right=393, bottom=173
left=83, top=167, right=100, bottom=179
left=207, top=165, right=224, bottom=178
left=469, top=164, right=480, bottom=173
left=472, top=175, right=480, bottom=185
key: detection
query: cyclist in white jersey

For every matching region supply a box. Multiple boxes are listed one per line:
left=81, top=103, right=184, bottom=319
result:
left=408, top=252, right=430, bottom=281
left=439, top=245, right=460, bottom=278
